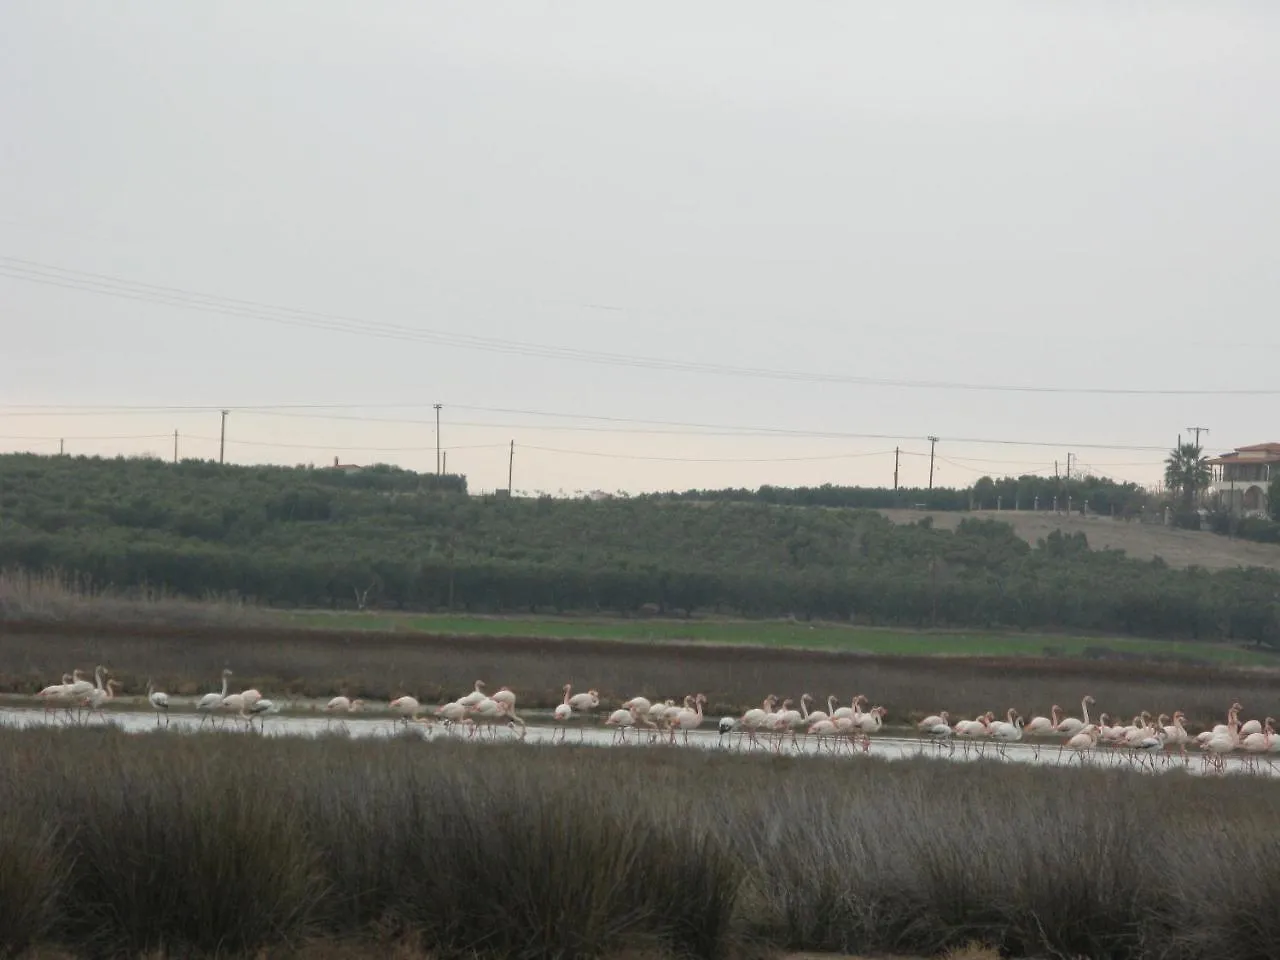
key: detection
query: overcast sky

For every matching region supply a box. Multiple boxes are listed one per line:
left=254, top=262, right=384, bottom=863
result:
left=3, top=2, right=1277, bottom=494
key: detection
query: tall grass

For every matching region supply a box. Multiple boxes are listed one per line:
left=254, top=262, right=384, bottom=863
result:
left=1, top=728, right=1278, bottom=959
left=0, top=568, right=264, bottom=629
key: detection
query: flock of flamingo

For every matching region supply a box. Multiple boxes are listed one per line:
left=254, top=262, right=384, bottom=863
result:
left=24, top=671, right=1278, bottom=774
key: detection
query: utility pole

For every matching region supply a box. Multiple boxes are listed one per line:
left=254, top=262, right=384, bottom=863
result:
left=893, top=446, right=900, bottom=490
left=442, top=451, right=447, bottom=475
left=927, top=436, right=939, bottom=489
left=219, top=410, right=228, bottom=464
left=1066, top=452, right=1072, bottom=481
left=508, top=440, right=514, bottom=496
left=1186, top=426, right=1209, bottom=448
left=59, top=438, right=64, bottom=456
left=173, top=430, right=178, bottom=463
left=433, top=403, right=442, bottom=475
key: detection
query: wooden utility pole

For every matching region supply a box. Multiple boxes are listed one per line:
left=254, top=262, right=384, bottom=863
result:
left=893, top=447, right=900, bottom=490
left=433, top=403, right=442, bottom=475
left=508, top=440, right=514, bottom=495
left=442, top=451, right=447, bottom=475
left=59, top=438, right=64, bottom=456
left=173, top=430, right=178, bottom=463
left=1186, top=426, right=1209, bottom=448
left=927, top=436, right=939, bottom=489
left=219, top=410, right=228, bottom=464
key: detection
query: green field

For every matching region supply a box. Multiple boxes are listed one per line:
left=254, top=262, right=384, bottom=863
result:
left=274, top=610, right=1280, bottom=667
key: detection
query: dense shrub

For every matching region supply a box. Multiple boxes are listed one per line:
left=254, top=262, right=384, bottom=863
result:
left=1, top=453, right=1278, bottom=646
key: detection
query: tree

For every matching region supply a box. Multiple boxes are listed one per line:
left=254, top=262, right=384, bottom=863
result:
left=1164, top=442, right=1211, bottom=511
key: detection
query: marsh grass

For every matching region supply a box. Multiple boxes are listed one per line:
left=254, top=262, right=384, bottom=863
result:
left=2, top=729, right=1280, bottom=959
left=3, top=618, right=1278, bottom=732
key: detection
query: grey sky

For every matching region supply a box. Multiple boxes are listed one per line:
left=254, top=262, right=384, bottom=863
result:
left=3, top=2, right=1277, bottom=494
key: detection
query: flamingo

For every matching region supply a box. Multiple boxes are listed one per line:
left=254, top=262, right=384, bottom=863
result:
left=1203, top=726, right=1240, bottom=774
left=457, top=681, right=488, bottom=708
left=799, top=693, right=831, bottom=725
left=146, top=679, right=170, bottom=728
left=1054, top=696, right=1096, bottom=736
left=989, top=710, right=1025, bottom=755
left=1208, top=702, right=1244, bottom=737
left=36, top=673, right=74, bottom=722
left=953, top=714, right=991, bottom=738
left=647, top=699, right=675, bottom=730
left=669, top=693, right=706, bottom=744
left=1241, top=718, right=1275, bottom=770
left=389, top=695, right=423, bottom=726
left=496, top=701, right=528, bottom=739
left=856, top=705, right=887, bottom=735
left=1024, top=705, right=1061, bottom=736
left=1132, top=729, right=1168, bottom=770
left=565, top=685, right=600, bottom=712
left=717, top=716, right=737, bottom=735
left=1161, top=712, right=1191, bottom=758
left=735, top=695, right=777, bottom=747
left=1063, top=724, right=1100, bottom=764
left=466, top=696, right=507, bottom=738
left=622, top=696, right=652, bottom=715
left=241, top=698, right=279, bottom=732
left=66, top=668, right=95, bottom=701
left=196, top=669, right=232, bottom=728
left=1122, top=713, right=1157, bottom=747
left=917, top=711, right=949, bottom=731
left=831, top=695, right=866, bottom=723
left=492, top=686, right=517, bottom=712
left=217, top=692, right=250, bottom=729
left=324, top=696, right=365, bottom=714
left=83, top=678, right=122, bottom=722
left=605, top=705, right=638, bottom=742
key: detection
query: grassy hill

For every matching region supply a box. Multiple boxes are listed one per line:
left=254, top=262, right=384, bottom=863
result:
left=0, top=453, right=1277, bottom=647
left=878, top=509, right=1280, bottom=571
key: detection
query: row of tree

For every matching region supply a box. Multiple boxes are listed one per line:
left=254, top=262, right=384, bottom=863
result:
left=1, top=453, right=1277, bottom=646
left=652, top=474, right=1153, bottom=515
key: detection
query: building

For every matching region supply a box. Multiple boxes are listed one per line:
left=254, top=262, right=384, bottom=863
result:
left=329, top=456, right=364, bottom=475
left=1206, top=442, right=1279, bottom=516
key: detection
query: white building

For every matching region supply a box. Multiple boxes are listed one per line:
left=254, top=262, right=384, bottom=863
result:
left=1206, top=442, right=1279, bottom=517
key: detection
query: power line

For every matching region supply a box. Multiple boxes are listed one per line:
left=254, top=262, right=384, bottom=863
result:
left=0, top=400, right=1180, bottom=453
left=517, top=445, right=898, bottom=464
left=4, top=255, right=1280, bottom=396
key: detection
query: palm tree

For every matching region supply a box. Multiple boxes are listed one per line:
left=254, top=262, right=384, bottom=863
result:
left=1164, top=442, right=1211, bottom=510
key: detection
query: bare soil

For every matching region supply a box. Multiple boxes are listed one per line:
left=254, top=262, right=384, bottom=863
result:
left=880, top=508, right=1280, bottom=571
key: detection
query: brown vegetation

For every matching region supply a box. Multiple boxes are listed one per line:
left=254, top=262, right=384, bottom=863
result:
left=2, top=728, right=1279, bottom=959
left=3, top=618, right=1279, bottom=732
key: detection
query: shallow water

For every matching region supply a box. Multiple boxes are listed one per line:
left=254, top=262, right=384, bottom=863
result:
left=2, top=703, right=1274, bottom=779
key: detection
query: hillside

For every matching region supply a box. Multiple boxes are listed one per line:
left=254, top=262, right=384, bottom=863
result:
left=879, top=510, right=1280, bottom=572
left=0, top=453, right=1277, bottom=646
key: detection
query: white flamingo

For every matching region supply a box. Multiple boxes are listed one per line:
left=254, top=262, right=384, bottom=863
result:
left=918, top=710, right=949, bottom=731
left=1024, top=705, right=1062, bottom=736
left=605, top=705, right=638, bottom=742
left=36, top=673, right=74, bottom=722
left=492, top=686, right=517, bottom=712
left=457, top=681, right=488, bottom=708
left=196, top=669, right=232, bottom=727
left=1053, top=696, right=1095, bottom=736
left=83, top=678, right=121, bottom=722
left=147, top=679, right=170, bottom=728
left=241, top=697, right=279, bottom=732
left=1063, top=724, right=1100, bottom=764
left=669, top=693, right=706, bottom=744
left=389, top=695, right=423, bottom=727
left=566, top=684, right=600, bottom=712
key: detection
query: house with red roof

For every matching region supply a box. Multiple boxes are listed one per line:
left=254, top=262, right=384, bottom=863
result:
left=1206, top=443, right=1279, bottom=516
